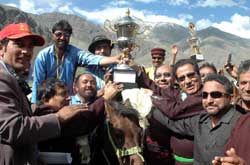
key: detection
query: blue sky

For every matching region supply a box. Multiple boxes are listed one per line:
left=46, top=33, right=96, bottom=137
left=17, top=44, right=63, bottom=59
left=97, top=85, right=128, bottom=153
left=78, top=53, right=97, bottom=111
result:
left=2, top=0, right=250, bottom=38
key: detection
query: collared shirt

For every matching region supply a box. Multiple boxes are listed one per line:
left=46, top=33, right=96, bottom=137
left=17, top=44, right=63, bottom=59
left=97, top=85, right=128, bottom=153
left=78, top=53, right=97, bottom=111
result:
left=152, top=107, right=242, bottom=164
left=31, top=44, right=104, bottom=103
left=70, top=94, right=82, bottom=105
left=86, top=64, right=115, bottom=90
left=145, top=66, right=155, bottom=80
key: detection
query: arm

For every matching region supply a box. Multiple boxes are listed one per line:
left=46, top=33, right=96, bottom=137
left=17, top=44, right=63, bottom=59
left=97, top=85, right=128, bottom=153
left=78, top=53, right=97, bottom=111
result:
left=169, top=45, right=178, bottom=66
left=0, top=73, right=61, bottom=146
left=150, top=108, right=197, bottom=137
left=152, top=90, right=204, bottom=119
left=78, top=50, right=120, bottom=66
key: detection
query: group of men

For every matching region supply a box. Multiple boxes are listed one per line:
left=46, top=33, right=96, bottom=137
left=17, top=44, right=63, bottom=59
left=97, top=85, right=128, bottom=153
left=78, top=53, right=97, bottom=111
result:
left=0, top=19, right=250, bottom=165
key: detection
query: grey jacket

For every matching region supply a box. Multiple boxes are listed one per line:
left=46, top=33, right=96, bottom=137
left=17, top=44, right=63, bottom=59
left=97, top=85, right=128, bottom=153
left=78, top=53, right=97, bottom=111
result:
left=0, top=61, right=61, bottom=165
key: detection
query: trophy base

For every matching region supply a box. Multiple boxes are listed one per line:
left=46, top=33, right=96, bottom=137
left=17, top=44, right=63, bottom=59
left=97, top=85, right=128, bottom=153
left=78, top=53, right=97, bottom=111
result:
left=113, top=65, right=137, bottom=89
left=190, top=54, right=204, bottom=62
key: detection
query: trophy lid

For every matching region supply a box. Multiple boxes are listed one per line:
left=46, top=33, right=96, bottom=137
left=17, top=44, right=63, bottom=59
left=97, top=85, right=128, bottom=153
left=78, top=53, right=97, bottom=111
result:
left=114, top=9, right=139, bottom=28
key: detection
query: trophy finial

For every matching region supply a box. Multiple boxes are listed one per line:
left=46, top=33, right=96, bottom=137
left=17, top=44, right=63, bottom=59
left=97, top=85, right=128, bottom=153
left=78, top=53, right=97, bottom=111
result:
left=126, top=8, right=130, bottom=16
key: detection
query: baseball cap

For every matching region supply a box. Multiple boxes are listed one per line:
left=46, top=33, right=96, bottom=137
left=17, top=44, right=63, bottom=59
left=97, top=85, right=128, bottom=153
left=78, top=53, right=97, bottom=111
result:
left=0, top=23, right=45, bottom=46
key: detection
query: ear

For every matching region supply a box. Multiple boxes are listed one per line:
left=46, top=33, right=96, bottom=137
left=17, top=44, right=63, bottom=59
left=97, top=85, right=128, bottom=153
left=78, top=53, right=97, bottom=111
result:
left=123, top=98, right=133, bottom=109
left=0, top=43, right=4, bottom=57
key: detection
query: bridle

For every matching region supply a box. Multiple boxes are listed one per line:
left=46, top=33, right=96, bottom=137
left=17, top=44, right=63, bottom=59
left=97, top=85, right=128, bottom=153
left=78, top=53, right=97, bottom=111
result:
left=105, top=119, right=145, bottom=163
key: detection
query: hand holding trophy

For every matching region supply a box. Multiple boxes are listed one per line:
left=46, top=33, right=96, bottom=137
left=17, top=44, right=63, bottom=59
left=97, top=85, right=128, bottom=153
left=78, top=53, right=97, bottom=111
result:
left=187, top=22, right=204, bottom=62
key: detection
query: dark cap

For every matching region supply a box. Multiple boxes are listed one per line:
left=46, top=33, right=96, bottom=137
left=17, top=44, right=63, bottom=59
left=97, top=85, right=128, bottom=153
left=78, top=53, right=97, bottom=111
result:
left=88, top=35, right=113, bottom=53
left=151, top=48, right=166, bottom=56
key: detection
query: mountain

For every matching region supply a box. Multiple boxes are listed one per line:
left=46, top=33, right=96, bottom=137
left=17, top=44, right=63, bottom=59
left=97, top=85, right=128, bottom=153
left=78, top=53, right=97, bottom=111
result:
left=0, top=4, right=250, bottom=68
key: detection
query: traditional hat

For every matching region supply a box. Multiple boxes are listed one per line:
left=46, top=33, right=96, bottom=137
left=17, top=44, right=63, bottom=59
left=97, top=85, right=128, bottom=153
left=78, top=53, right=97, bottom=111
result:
left=151, top=48, right=166, bottom=56
left=88, top=35, right=113, bottom=53
left=0, top=23, right=45, bottom=46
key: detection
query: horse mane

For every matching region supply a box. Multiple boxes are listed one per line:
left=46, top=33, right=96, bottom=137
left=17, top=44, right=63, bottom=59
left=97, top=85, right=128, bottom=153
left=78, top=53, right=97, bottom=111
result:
left=108, top=100, right=140, bottom=127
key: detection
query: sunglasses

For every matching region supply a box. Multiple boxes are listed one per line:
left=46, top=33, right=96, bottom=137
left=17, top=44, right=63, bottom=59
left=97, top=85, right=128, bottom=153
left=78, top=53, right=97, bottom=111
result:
left=155, top=72, right=172, bottom=79
left=177, top=72, right=196, bottom=82
left=54, top=31, right=71, bottom=38
left=202, top=91, right=229, bottom=99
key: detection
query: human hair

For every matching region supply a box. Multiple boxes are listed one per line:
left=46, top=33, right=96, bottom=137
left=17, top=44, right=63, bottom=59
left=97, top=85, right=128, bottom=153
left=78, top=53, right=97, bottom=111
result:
left=74, top=72, right=96, bottom=87
left=199, top=62, right=217, bottom=73
left=52, top=20, right=72, bottom=34
left=173, top=59, right=200, bottom=78
left=237, top=60, right=250, bottom=81
left=37, top=78, right=66, bottom=105
left=204, top=74, right=233, bottom=94
left=0, top=38, right=9, bottom=46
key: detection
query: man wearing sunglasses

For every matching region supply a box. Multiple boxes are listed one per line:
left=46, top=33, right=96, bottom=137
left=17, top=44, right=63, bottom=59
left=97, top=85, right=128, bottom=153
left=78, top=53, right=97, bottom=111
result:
left=135, top=59, right=204, bottom=164
left=211, top=60, right=250, bottom=164
left=150, top=74, right=242, bottom=164
left=31, top=20, right=121, bottom=110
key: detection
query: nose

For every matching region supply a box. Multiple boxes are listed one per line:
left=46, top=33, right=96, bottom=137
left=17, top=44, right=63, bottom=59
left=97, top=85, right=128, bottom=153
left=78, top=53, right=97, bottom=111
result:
left=206, top=94, right=214, bottom=103
left=184, top=76, right=192, bottom=84
left=86, top=81, right=92, bottom=87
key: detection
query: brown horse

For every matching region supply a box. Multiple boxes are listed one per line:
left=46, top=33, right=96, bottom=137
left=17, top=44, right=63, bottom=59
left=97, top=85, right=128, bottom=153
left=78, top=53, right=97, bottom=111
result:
left=89, top=100, right=144, bottom=165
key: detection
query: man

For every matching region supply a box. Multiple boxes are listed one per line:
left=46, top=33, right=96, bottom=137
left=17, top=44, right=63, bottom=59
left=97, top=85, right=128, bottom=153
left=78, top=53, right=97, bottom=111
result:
left=154, top=64, right=173, bottom=89
left=144, top=64, right=175, bottom=164
left=234, top=60, right=250, bottom=112
left=210, top=60, right=250, bottom=164
left=135, top=59, right=204, bottom=164
left=71, top=73, right=123, bottom=164
left=146, top=47, right=166, bottom=80
left=151, top=74, right=242, bottom=164
left=31, top=20, right=120, bottom=107
left=86, top=35, right=114, bottom=91
left=71, top=73, right=98, bottom=105
left=0, top=22, right=88, bottom=164
left=34, top=79, right=76, bottom=164
left=199, top=62, right=217, bottom=83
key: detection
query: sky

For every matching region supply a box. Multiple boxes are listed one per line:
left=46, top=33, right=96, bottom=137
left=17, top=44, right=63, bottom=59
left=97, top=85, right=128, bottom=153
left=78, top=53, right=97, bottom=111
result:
left=2, top=0, right=250, bottom=39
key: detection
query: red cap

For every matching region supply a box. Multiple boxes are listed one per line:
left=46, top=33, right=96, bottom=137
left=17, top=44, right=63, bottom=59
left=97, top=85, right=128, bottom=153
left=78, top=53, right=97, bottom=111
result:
left=0, top=23, right=45, bottom=46
left=151, top=48, right=166, bottom=56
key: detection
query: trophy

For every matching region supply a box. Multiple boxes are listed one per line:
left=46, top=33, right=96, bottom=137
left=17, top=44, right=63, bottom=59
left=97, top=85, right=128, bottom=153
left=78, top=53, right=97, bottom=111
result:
left=187, top=22, right=204, bottom=62
left=104, top=9, right=149, bottom=87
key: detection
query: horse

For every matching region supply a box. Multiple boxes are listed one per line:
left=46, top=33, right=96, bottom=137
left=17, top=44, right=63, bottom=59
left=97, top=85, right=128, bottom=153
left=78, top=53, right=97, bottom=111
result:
left=89, top=100, right=145, bottom=165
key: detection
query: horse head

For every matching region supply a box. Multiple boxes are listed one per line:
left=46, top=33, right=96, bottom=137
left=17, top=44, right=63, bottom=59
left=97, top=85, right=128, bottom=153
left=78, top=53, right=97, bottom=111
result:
left=104, top=100, right=144, bottom=165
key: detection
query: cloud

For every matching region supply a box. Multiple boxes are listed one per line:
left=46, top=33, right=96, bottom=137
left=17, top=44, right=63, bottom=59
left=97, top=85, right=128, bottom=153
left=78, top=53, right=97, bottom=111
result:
left=196, top=19, right=212, bottom=29
left=18, top=0, right=74, bottom=14
left=106, top=0, right=132, bottom=7
left=212, top=13, right=250, bottom=38
left=73, top=6, right=194, bottom=30
left=134, top=0, right=157, bottom=3
left=196, top=0, right=238, bottom=8
left=166, top=0, right=189, bottom=6
left=4, top=3, right=18, bottom=8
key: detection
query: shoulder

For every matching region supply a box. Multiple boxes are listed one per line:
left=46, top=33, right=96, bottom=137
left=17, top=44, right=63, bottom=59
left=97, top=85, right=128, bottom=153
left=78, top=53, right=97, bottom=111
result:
left=236, top=113, right=250, bottom=126
left=198, top=112, right=209, bottom=122
left=36, top=45, right=54, bottom=59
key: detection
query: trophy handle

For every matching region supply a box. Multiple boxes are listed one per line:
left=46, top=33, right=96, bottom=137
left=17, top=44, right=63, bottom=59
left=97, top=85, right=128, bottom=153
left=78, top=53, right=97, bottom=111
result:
left=104, top=20, right=117, bottom=32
